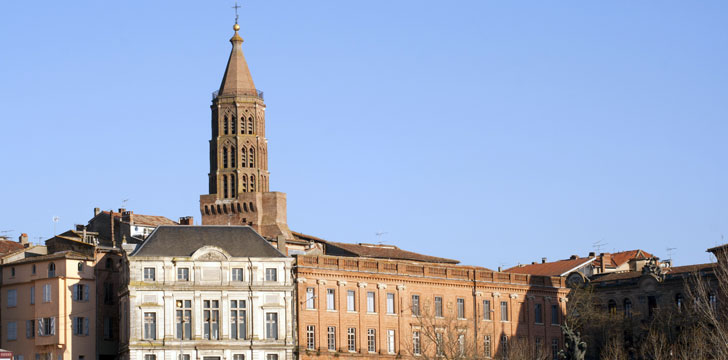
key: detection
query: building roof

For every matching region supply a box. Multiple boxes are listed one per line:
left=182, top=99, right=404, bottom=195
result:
left=707, top=243, right=728, bottom=254
left=102, top=211, right=177, bottom=227
left=324, top=241, right=460, bottom=264
left=217, top=25, right=257, bottom=98
left=591, top=263, right=715, bottom=283
left=2, top=250, right=92, bottom=266
left=610, top=249, right=653, bottom=266
left=0, top=240, right=24, bottom=255
left=130, top=226, right=286, bottom=258
left=504, top=256, right=595, bottom=276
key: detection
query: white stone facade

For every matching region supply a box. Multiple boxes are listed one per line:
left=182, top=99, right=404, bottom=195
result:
left=120, top=246, right=294, bottom=360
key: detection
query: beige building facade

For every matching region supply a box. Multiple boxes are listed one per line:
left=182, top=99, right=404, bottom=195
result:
left=0, top=252, right=96, bottom=360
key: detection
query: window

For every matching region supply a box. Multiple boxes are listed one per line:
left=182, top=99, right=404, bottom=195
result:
left=535, top=303, right=543, bottom=324
left=306, top=325, right=316, bottom=350
left=411, top=295, right=420, bottom=316
left=500, top=301, right=509, bottom=321
left=675, top=293, right=684, bottom=311
left=367, top=329, right=376, bottom=353
left=231, top=147, right=237, bottom=169
left=347, top=327, right=356, bottom=351
left=484, top=335, right=492, bottom=357
left=38, top=317, right=55, bottom=336
left=248, top=118, right=254, bottom=134
left=306, top=288, right=315, bottom=309
left=710, top=293, right=718, bottom=311
left=501, top=335, right=508, bottom=356
left=26, top=320, right=35, bottom=338
left=608, top=299, right=617, bottom=315
left=232, top=268, right=244, bottom=281
left=265, top=312, right=278, bottom=340
left=457, top=298, right=465, bottom=319
left=144, top=355, right=155, bottom=360
left=32, top=264, right=36, bottom=274
left=104, top=282, right=114, bottom=304
left=458, top=334, right=465, bottom=356
left=249, top=147, right=255, bottom=168
left=10, top=267, right=15, bottom=277
left=7, top=289, right=17, bottom=307
left=203, top=300, right=219, bottom=340
left=177, top=268, right=190, bottom=281
left=7, top=321, right=16, bottom=340
left=413, top=331, right=421, bottom=355
left=367, top=291, right=376, bottom=313
left=326, top=289, right=336, bottom=310
left=42, top=284, right=51, bottom=303
left=30, top=286, right=35, bottom=305
left=436, top=333, right=444, bottom=356
left=435, top=296, right=443, bottom=317
left=231, top=300, right=246, bottom=340
left=386, top=293, right=395, bottom=314
left=143, top=267, right=155, bottom=281
left=327, top=326, right=336, bottom=351
left=250, top=175, right=256, bottom=191
left=73, top=317, right=89, bottom=336
left=347, top=290, right=356, bottom=311
left=624, top=299, right=632, bottom=318
left=387, top=329, right=395, bottom=354
left=484, top=300, right=491, bottom=320
left=223, top=147, right=229, bottom=168
left=551, top=304, right=559, bottom=325
left=181, top=355, right=192, bottom=360
left=73, top=284, right=89, bottom=302
left=77, top=262, right=84, bottom=271
left=143, top=312, right=156, bottom=340
left=176, top=300, right=192, bottom=340
left=265, top=268, right=277, bottom=282
left=103, top=317, right=113, bottom=340
left=48, top=263, right=55, bottom=277
left=266, top=355, right=277, bottom=360
left=551, top=338, right=559, bottom=360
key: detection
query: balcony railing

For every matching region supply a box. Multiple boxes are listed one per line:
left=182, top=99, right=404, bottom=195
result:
left=212, top=89, right=264, bottom=101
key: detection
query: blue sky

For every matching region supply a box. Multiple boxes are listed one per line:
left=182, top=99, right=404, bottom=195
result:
left=1, top=1, right=727, bottom=269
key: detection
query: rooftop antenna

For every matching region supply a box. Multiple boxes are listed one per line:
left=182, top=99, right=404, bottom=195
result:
left=593, top=239, right=608, bottom=254
left=34, top=236, right=44, bottom=246
left=666, top=247, right=677, bottom=263
left=375, top=231, right=388, bottom=244
left=232, top=1, right=241, bottom=24
left=52, top=216, right=60, bottom=236
left=121, top=198, right=129, bottom=209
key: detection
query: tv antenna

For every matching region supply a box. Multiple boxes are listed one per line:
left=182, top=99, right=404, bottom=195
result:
left=593, top=239, right=608, bottom=254
left=375, top=231, right=388, bottom=244
left=666, top=247, right=677, bottom=262
left=52, top=216, right=60, bottom=235
left=121, top=198, right=129, bottom=209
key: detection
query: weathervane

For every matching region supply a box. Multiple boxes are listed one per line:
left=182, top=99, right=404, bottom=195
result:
left=232, top=2, right=241, bottom=24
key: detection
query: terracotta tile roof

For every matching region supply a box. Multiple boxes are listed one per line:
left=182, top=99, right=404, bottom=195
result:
left=591, top=263, right=715, bottom=283
left=326, top=241, right=460, bottom=264
left=103, top=211, right=178, bottom=226
left=611, top=249, right=653, bottom=266
left=707, top=243, right=728, bottom=253
left=504, top=256, right=595, bottom=276
left=2, top=250, right=92, bottom=266
left=0, top=240, right=24, bottom=255
left=592, top=254, right=617, bottom=269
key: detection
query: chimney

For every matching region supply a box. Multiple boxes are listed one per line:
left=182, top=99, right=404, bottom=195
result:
left=118, top=208, right=126, bottom=213
left=569, top=255, right=579, bottom=260
left=498, top=266, right=502, bottom=272
left=531, top=261, right=537, bottom=265
left=277, top=235, right=288, bottom=256
left=588, top=252, right=595, bottom=257
left=179, top=216, right=194, bottom=226
left=19, top=233, right=29, bottom=248
left=541, top=257, right=547, bottom=264
left=122, top=211, right=133, bottom=224
left=94, top=207, right=101, bottom=216
left=599, top=253, right=606, bottom=273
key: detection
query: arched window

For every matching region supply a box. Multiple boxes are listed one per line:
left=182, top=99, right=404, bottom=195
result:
left=230, top=174, right=237, bottom=195
left=249, top=147, right=255, bottom=168
left=231, top=115, right=236, bottom=134
left=222, top=147, right=228, bottom=168
left=78, top=262, right=84, bottom=271
left=242, top=175, right=248, bottom=193
left=223, top=115, right=229, bottom=135
left=230, top=147, right=236, bottom=168
left=106, top=258, right=113, bottom=269
left=48, top=263, right=56, bottom=277
left=608, top=299, right=617, bottom=315
left=243, top=202, right=248, bottom=212
left=241, top=147, right=247, bottom=168
left=240, top=116, right=246, bottom=134
left=623, top=298, right=632, bottom=318
left=250, top=175, right=256, bottom=192
left=248, top=117, right=254, bottom=134
left=676, top=293, right=684, bottom=311
left=223, top=175, right=229, bottom=198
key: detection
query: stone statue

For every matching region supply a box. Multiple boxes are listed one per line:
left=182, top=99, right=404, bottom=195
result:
left=641, top=257, right=664, bottom=280
left=558, top=322, right=587, bottom=360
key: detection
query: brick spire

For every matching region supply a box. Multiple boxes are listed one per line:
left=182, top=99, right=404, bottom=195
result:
left=218, top=24, right=257, bottom=97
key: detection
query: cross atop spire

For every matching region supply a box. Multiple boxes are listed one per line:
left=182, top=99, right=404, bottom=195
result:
left=232, top=2, right=241, bottom=24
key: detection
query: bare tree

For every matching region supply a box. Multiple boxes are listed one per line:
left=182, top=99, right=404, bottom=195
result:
left=599, top=337, right=627, bottom=360
left=404, top=299, right=479, bottom=360
left=495, top=337, right=549, bottom=360
left=683, top=257, right=728, bottom=359
left=564, top=285, right=629, bottom=359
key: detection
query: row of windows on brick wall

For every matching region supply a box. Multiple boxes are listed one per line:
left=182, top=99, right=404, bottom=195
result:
left=204, top=201, right=257, bottom=216
left=305, top=289, right=560, bottom=324
left=222, top=115, right=255, bottom=135
left=221, top=146, right=258, bottom=169
left=221, top=174, right=257, bottom=198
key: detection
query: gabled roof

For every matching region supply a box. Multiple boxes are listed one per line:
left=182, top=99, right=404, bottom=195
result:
left=505, top=256, right=595, bottom=276
left=611, top=249, right=653, bottom=266
left=130, top=226, right=285, bottom=258
left=324, top=241, right=460, bottom=264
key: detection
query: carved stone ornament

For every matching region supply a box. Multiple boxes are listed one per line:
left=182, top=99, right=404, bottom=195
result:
left=558, top=322, right=587, bottom=360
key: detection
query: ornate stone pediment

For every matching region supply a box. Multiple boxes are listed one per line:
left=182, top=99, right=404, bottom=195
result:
left=191, top=246, right=232, bottom=261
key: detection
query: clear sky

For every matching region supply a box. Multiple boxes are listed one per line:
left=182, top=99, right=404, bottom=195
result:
left=1, top=1, right=727, bottom=269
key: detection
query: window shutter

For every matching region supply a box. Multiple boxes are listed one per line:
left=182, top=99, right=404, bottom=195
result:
left=50, top=317, right=56, bottom=335
left=84, top=318, right=89, bottom=336
left=72, top=284, right=77, bottom=301
left=84, top=285, right=89, bottom=301
left=26, top=320, right=31, bottom=338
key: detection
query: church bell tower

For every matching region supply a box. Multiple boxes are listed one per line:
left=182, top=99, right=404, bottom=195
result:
left=200, top=22, right=292, bottom=241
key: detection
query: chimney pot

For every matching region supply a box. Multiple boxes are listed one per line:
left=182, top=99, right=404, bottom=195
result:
left=179, top=216, right=194, bottom=226
left=94, top=207, right=101, bottom=216
left=498, top=266, right=502, bottom=272
left=19, top=233, right=29, bottom=247
left=588, top=252, right=595, bottom=257
left=542, top=257, right=547, bottom=264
